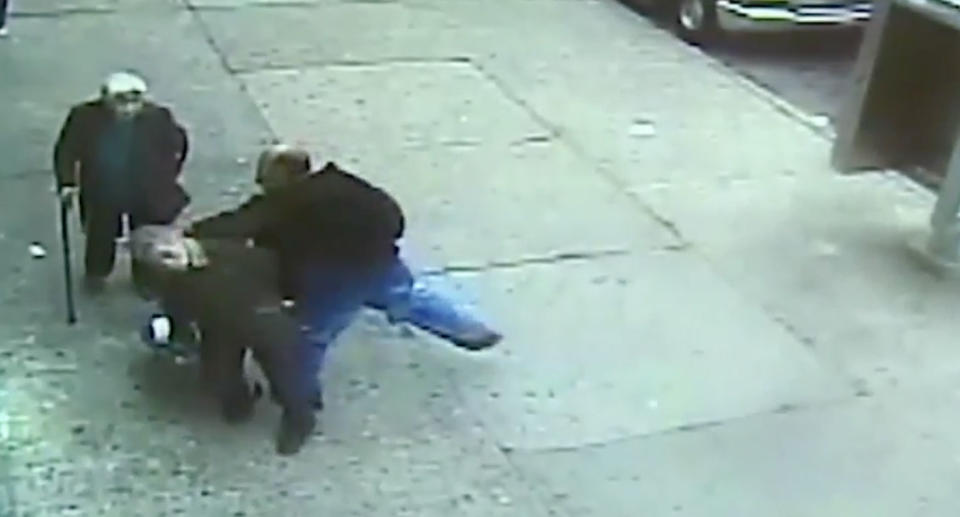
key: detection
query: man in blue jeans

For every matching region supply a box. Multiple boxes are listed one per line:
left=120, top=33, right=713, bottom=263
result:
left=183, top=145, right=502, bottom=409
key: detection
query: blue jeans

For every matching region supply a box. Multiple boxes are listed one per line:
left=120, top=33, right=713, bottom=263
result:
left=297, top=256, right=495, bottom=389
left=142, top=256, right=496, bottom=395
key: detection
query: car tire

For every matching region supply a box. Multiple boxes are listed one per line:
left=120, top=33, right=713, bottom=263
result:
left=673, top=0, right=718, bottom=45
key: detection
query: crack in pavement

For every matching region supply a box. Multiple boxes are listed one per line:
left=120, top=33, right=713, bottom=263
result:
left=175, top=0, right=283, bottom=145
left=417, top=248, right=639, bottom=276
left=441, top=348, right=572, bottom=517
left=181, top=0, right=398, bottom=12
left=12, top=8, right=118, bottom=17
left=468, top=61, right=690, bottom=248
left=497, top=389, right=864, bottom=457
left=12, top=3, right=185, bottom=18
left=230, top=56, right=474, bottom=76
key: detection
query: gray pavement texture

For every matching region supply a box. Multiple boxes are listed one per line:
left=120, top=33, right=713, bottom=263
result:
left=616, top=1, right=861, bottom=128
left=0, top=1, right=957, bottom=516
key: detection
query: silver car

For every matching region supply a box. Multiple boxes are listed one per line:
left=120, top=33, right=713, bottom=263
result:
left=630, top=0, right=872, bottom=43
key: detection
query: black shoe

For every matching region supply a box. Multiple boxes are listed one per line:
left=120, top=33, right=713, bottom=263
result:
left=452, top=329, right=503, bottom=351
left=83, top=275, right=107, bottom=295
left=276, top=410, right=316, bottom=456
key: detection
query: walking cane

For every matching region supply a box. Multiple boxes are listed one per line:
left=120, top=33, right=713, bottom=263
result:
left=59, top=192, right=77, bottom=325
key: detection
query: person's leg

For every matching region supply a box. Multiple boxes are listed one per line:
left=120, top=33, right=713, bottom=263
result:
left=127, top=214, right=155, bottom=297
left=199, top=336, right=255, bottom=424
left=294, top=265, right=374, bottom=408
left=250, top=320, right=317, bottom=455
left=365, top=258, right=502, bottom=350
left=83, top=205, right=122, bottom=292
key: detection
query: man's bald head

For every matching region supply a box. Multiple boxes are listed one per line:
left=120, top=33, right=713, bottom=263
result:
left=255, top=144, right=312, bottom=192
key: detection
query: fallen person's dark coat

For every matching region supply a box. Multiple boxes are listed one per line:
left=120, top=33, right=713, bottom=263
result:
left=144, top=239, right=314, bottom=419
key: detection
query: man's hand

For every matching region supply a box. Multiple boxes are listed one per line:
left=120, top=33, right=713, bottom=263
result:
left=58, top=186, right=79, bottom=203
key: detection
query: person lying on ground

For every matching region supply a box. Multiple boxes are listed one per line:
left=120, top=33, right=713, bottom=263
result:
left=131, top=225, right=315, bottom=456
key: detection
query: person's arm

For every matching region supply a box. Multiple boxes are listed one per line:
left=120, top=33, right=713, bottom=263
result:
left=52, top=106, right=84, bottom=190
left=174, top=123, right=188, bottom=174
left=170, top=110, right=189, bottom=175
left=187, top=196, right=269, bottom=240
left=383, top=191, right=405, bottom=240
left=157, top=106, right=189, bottom=177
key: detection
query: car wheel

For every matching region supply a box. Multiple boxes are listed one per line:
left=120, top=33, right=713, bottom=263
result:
left=674, top=0, right=718, bottom=44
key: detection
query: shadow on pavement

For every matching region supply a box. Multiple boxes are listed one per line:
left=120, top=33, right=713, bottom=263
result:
left=716, top=29, right=864, bottom=59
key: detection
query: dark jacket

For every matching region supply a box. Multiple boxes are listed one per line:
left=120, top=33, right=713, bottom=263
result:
left=156, top=240, right=299, bottom=353
left=53, top=99, right=190, bottom=223
left=190, top=162, right=405, bottom=273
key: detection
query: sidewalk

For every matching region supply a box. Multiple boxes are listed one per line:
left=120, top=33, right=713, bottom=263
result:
left=2, top=1, right=959, bottom=515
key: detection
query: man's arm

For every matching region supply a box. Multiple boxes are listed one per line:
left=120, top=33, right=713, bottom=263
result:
left=174, top=122, right=188, bottom=174
left=157, top=106, right=189, bottom=177
left=169, top=109, right=189, bottom=175
left=382, top=189, right=405, bottom=240
left=187, top=195, right=269, bottom=240
left=52, top=106, right=83, bottom=189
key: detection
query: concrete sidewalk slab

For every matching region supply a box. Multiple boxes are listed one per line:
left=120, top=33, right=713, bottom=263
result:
left=491, top=52, right=829, bottom=187
left=195, top=2, right=464, bottom=73
left=240, top=61, right=549, bottom=149
left=186, top=0, right=361, bottom=6
left=341, top=142, right=676, bottom=268
left=2, top=307, right=548, bottom=516
left=640, top=172, right=960, bottom=394
left=12, top=0, right=180, bottom=15
left=241, top=63, right=678, bottom=267
left=433, top=252, right=848, bottom=450
left=198, top=0, right=827, bottom=190
left=506, top=390, right=960, bottom=517
left=0, top=175, right=71, bottom=319
left=361, top=0, right=829, bottom=195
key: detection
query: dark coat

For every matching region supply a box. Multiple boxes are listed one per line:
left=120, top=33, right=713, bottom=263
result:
left=190, top=162, right=404, bottom=281
left=53, top=99, right=190, bottom=224
left=157, top=240, right=295, bottom=348
left=149, top=240, right=310, bottom=410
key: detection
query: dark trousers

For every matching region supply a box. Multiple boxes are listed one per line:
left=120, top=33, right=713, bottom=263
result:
left=0, top=0, right=8, bottom=28
left=196, top=316, right=315, bottom=424
left=83, top=204, right=173, bottom=281
left=295, top=261, right=396, bottom=396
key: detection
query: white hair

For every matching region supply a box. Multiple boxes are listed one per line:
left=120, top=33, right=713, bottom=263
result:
left=129, top=225, right=182, bottom=264
left=102, top=71, right=148, bottom=97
